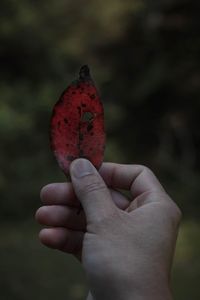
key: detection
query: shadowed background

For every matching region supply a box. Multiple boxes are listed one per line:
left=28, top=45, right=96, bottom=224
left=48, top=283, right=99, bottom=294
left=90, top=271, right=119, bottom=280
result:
left=0, top=0, right=200, bottom=299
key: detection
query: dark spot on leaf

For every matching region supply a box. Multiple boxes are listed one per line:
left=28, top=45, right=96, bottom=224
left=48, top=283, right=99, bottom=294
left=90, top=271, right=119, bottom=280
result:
left=77, top=106, right=81, bottom=116
left=64, top=118, right=68, bottom=124
left=81, top=103, right=86, bottom=107
left=90, top=132, right=94, bottom=136
left=87, top=123, right=93, bottom=132
left=90, top=94, right=96, bottom=100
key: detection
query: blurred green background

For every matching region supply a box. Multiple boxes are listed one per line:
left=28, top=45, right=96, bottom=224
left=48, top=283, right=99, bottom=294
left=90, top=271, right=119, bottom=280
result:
left=0, top=0, right=200, bottom=299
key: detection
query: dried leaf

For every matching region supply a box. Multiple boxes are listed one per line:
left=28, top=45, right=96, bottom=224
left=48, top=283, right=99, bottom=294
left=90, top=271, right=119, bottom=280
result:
left=50, top=65, right=105, bottom=176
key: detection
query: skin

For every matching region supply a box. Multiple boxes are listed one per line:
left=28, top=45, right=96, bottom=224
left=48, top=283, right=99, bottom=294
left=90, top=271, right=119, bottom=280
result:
left=35, top=158, right=181, bottom=300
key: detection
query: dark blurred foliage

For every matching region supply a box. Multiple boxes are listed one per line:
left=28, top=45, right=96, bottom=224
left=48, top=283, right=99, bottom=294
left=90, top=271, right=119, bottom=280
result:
left=0, top=0, right=199, bottom=299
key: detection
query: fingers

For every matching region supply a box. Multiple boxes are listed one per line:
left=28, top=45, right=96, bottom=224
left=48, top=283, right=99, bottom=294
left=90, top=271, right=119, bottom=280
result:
left=41, top=183, right=129, bottom=210
left=40, top=162, right=166, bottom=225
left=36, top=189, right=129, bottom=231
left=70, top=159, right=117, bottom=224
left=39, top=227, right=83, bottom=255
left=99, top=163, right=166, bottom=199
left=40, top=182, right=79, bottom=207
left=35, top=205, right=86, bottom=231
left=38, top=179, right=129, bottom=234
left=99, top=163, right=177, bottom=214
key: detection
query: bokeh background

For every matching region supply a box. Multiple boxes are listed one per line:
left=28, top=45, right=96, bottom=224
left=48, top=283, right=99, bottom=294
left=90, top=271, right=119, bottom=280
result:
left=0, top=0, right=200, bottom=299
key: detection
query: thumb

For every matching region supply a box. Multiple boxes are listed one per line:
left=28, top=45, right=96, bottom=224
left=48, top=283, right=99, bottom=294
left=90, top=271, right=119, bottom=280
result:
left=70, top=158, right=116, bottom=224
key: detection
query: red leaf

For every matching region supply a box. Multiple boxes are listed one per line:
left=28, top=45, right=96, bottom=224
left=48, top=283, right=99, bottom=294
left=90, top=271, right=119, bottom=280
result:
left=50, top=65, right=105, bottom=176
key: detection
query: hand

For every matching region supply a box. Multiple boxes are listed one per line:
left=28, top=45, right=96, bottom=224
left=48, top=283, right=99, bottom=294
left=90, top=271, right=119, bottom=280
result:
left=35, top=159, right=181, bottom=300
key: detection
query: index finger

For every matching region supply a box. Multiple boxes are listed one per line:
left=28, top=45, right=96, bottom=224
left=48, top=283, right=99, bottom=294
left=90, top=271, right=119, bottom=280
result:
left=99, top=163, right=166, bottom=199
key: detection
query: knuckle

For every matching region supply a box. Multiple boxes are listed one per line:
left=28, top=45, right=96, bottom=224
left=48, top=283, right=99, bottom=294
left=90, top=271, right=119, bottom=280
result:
left=161, top=200, right=182, bottom=226
left=142, top=165, right=154, bottom=176
left=137, top=164, right=154, bottom=176
left=80, top=177, right=107, bottom=197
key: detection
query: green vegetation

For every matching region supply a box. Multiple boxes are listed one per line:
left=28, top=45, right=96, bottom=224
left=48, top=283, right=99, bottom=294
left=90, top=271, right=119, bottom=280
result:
left=0, top=0, right=199, bottom=299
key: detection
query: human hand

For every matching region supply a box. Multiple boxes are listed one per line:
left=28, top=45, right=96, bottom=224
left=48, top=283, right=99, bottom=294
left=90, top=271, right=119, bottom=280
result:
left=35, top=159, right=181, bottom=300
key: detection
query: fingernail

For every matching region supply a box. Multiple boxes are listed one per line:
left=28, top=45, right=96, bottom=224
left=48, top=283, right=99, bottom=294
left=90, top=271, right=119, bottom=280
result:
left=71, top=159, right=95, bottom=178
